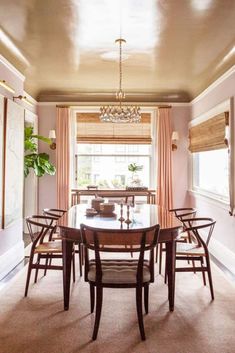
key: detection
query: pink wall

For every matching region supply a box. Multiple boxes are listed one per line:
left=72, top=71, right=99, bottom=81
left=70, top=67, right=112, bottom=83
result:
left=190, top=70, right=235, bottom=253
left=37, top=104, right=57, bottom=212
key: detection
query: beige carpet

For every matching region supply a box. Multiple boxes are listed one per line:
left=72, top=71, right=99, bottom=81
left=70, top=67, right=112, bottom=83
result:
left=0, top=259, right=235, bottom=353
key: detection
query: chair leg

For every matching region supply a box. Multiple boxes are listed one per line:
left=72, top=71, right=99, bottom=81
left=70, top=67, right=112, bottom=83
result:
left=159, top=243, right=163, bottom=274
left=78, top=243, right=82, bottom=277
left=24, top=252, right=34, bottom=297
left=90, top=283, right=95, bottom=313
left=34, top=254, right=40, bottom=283
left=72, top=253, right=76, bottom=282
left=92, top=286, right=103, bottom=340
left=205, top=255, right=214, bottom=300
left=164, top=252, right=168, bottom=284
left=81, top=244, right=84, bottom=265
left=155, top=244, right=158, bottom=263
left=44, top=255, right=49, bottom=276
left=192, top=259, right=196, bottom=274
left=136, top=286, right=146, bottom=340
left=200, top=256, right=206, bottom=285
left=144, top=284, right=149, bottom=314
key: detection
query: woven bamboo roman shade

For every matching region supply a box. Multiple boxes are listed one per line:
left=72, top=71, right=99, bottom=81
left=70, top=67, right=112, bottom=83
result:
left=189, top=112, right=229, bottom=153
left=76, top=113, right=151, bottom=144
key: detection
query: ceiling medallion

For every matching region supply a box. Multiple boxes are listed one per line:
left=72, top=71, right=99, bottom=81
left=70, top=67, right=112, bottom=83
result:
left=100, top=38, right=141, bottom=123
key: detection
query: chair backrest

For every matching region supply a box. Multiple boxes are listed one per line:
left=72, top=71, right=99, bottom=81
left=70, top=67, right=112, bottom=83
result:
left=43, top=208, right=66, bottom=219
left=181, top=217, right=216, bottom=251
left=81, top=223, right=160, bottom=284
left=169, top=208, right=197, bottom=221
left=26, top=215, right=59, bottom=248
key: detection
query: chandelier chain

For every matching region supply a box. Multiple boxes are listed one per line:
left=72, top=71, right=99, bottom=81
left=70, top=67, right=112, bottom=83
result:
left=119, top=39, right=122, bottom=98
left=100, top=38, right=141, bottom=123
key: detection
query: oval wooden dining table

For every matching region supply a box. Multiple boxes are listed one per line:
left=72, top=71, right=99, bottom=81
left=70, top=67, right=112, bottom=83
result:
left=59, top=203, right=182, bottom=312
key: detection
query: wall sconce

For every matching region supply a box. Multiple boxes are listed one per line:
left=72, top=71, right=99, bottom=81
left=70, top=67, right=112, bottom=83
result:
left=0, top=79, right=15, bottom=94
left=49, top=130, right=56, bottom=150
left=13, top=95, right=33, bottom=107
left=172, top=131, right=179, bottom=151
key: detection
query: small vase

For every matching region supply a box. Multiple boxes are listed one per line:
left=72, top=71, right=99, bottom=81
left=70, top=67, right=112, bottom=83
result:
left=131, top=173, right=141, bottom=187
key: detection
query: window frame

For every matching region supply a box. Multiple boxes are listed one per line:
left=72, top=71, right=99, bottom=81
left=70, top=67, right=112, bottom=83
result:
left=72, top=106, right=157, bottom=190
left=189, top=99, right=232, bottom=206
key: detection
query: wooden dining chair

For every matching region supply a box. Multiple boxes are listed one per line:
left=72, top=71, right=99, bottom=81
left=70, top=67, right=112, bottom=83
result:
left=25, top=215, right=76, bottom=296
left=174, top=217, right=216, bottom=300
left=157, top=208, right=197, bottom=276
left=80, top=223, right=160, bottom=341
left=43, top=208, right=83, bottom=277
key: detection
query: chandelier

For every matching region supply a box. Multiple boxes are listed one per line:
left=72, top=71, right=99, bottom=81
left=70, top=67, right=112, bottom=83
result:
left=100, top=38, right=141, bottom=123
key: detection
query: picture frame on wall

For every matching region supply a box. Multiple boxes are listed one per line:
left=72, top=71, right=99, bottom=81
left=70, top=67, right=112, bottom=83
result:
left=3, top=99, right=24, bottom=229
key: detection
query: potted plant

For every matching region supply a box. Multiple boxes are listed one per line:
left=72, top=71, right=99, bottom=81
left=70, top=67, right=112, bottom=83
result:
left=128, top=163, right=143, bottom=186
left=24, top=126, right=56, bottom=177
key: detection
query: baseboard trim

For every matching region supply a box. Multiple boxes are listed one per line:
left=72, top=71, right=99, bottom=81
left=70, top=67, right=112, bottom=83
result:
left=0, top=240, right=25, bottom=280
left=209, top=237, right=235, bottom=279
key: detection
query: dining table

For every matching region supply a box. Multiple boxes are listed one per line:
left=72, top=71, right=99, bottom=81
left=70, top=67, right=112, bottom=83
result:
left=59, top=203, right=182, bottom=312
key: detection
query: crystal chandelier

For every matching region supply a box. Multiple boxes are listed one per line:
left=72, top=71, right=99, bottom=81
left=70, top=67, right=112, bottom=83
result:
left=100, top=38, right=141, bottom=123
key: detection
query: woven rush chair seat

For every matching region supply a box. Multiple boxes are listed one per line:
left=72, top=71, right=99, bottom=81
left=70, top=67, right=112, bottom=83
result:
left=176, top=242, right=205, bottom=256
left=34, top=241, right=62, bottom=254
left=88, top=259, right=150, bottom=284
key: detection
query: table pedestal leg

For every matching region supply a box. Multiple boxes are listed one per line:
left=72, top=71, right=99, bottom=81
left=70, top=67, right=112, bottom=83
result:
left=165, top=238, right=176, bottom=312
left=62, top=239, right=73, bottom=310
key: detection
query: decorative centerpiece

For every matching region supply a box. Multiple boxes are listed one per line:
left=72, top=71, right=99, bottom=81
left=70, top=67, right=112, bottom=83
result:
left=128, top=163, right=143, bottom=187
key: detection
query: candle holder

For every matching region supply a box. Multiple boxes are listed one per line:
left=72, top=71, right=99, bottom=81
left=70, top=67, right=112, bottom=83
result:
left=118, top=203, right=125, bottom=222
left=125, top=204, right=132, bottom=224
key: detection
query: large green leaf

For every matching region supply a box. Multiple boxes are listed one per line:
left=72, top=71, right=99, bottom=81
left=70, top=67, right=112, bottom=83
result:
left=32, top=134, right=52, bottom=144
left=24, top=139, right=37, bottom=152
left=25, top=126, right=34, bottom=139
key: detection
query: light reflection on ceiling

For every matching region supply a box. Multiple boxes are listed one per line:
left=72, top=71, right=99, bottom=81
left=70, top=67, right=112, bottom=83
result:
left=0, top=28, right=29, bottom=66
left=77, top=0, right=160, bottom=54
left=0, top=0, right=234, bottom=102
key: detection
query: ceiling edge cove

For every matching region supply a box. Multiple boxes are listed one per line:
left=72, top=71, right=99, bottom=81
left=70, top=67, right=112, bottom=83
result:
left=37, top=101, right=191, bottom=107
left=191, top=65, right=235, bottom=105
left=0, top=54, right=25, bottom=82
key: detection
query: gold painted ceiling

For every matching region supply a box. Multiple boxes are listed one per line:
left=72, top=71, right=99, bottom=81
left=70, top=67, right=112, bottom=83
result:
left=0, top=0, right=234, bottom=102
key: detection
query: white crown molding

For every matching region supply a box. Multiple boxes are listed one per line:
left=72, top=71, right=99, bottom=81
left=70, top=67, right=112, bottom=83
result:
left=0, top=54, right=25, bottom=82
left=190, top=65, right=235, bottom=105
left=189, top=98, right=230, bottom=127
left=23, top=91, right=38, bottom=105
left=37, top=101, right=191, bottom=107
